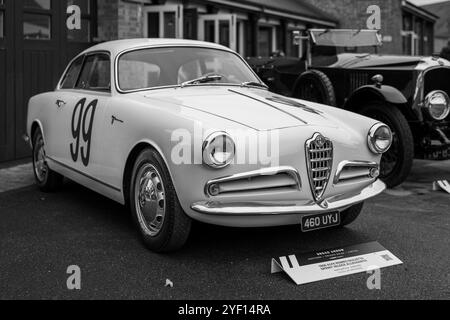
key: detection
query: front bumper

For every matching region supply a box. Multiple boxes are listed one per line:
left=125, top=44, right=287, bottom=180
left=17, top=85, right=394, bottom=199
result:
left=189, top=179, right=385, bottom=227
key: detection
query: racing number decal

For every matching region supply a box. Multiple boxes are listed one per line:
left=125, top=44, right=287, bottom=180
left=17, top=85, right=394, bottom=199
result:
left=70, top=98, right=98, bottom=166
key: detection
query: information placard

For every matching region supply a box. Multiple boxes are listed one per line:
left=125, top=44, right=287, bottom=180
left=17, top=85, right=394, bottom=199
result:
left=271, top=241, right=403, bottom=285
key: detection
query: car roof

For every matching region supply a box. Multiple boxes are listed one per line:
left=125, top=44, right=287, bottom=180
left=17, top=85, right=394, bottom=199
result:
left=81, top=38, right=233, bottom=57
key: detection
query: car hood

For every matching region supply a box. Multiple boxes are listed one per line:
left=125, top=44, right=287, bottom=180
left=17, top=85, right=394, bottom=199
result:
left=143, top=87, right=340, bottom=131
left=329, top=53, right=433, bottom=69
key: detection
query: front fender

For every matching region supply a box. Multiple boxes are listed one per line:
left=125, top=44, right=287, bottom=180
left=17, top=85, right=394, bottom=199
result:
left=345, top=85, right=407, bottom=108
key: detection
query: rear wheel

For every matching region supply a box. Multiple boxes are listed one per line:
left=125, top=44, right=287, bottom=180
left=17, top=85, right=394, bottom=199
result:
left=129, top=148, right=191, bottom=252
left=360, top=102, right=414, bottom=188
left=294, top=69, right=336, bottom=106
left=32, top=129, right=63, bottom=192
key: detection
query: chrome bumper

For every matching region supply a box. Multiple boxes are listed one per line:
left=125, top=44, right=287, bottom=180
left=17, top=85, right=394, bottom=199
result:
left=191, top=179, right=385, bottom=216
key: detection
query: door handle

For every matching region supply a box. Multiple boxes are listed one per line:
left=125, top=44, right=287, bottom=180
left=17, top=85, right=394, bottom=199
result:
left=56, top=99, right=66, bottom=108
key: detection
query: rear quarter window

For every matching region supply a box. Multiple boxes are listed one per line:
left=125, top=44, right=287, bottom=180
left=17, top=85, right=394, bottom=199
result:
left=76, top=53, right=111, bottom=91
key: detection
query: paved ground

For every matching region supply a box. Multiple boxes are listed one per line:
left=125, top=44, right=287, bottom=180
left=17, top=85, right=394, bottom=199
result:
left=0, top=160, right=449, bottom=300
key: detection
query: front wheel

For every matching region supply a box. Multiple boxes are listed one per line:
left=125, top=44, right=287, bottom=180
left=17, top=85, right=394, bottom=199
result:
left=360, top=102, right=414, bottom=188
left=129, top=148, right=191, bottom=252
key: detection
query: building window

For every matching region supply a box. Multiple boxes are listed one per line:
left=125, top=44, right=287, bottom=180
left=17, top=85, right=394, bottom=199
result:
left=23, top=0, right=54, bottom=40
left=402, top=13, right=416, bottom=55
left=23, top=13, right=51, bottom=40
left=67, top=0, right=96, bottom=42
left=258, top=26, right=272, bottom=56
left=147, top=12, right=159, bottom=37
left=183, top=8, right=198, bottom=40
left=425, top=22, right=433, bottom=55
left=415, top=17, right=424, bottom=55
left=24, top=0, right=51, bottom=10
left=163, top=11, right=176, bottom=38
left=257, top=19, right=279, bottom=56
left=198, top=14, right=237, bottom=51
left=144, top=5, right=183, bottom=39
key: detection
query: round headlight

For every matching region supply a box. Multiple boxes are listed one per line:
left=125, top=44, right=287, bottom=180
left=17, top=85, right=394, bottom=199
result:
left=202, top=132, right=235, bottom=168
left=368, top=123, right=393, bottom=154
left=425, top=90, right=450, bottom=121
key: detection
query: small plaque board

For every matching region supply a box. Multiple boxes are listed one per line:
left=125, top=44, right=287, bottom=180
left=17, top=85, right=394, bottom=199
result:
left=271, top=241, right=402, bottom=285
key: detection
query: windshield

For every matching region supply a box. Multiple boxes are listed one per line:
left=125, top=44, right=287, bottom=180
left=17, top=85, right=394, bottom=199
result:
left=118, top=47, right=261, bottom=91
left=310, top=29, right=382, bottom=47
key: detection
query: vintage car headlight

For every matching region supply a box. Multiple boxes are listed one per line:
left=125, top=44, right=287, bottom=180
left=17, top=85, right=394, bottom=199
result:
left=368, top=123, right=393, bottom=154
left=202, top=132, right=235, bottom=168
left=424, top=90, right=450, bottom=121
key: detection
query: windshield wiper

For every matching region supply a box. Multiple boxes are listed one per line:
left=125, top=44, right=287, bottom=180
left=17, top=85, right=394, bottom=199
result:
left=240, top=81, right=268, bottom=89
left=181, top=74, right=222, bottom=87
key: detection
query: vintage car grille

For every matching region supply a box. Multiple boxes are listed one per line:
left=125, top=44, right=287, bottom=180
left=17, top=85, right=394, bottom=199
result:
left=305, top=133, right=333, bottom=201
left=349, top=72, right=369, bottom=92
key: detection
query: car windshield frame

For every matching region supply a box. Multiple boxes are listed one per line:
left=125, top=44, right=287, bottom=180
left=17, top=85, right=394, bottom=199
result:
left=115, top=45, right=264, bottom=93
left=309, top=29, right=382, bottom=48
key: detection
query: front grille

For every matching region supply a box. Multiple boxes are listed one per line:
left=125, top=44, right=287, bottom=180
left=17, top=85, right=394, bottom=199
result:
left=349, top=72, right=369, bottom=92
left=306, top=133, right=333, bottom=201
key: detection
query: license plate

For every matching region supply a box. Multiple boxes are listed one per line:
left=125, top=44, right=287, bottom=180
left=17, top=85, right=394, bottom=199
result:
left=301, top=211, right=340, bottom=232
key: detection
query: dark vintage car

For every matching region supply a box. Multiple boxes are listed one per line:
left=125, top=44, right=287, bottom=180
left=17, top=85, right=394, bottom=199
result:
left=247, top=29, right=450, bottom=188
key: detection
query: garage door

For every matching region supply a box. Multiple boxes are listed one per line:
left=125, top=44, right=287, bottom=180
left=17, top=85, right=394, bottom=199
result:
left=0, top=0, right=94, bottom=162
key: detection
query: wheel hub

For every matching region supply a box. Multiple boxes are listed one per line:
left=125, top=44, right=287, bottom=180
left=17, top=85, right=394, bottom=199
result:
left=135, top=164, right=166, bottom=237
left=33, top=137, right=48, bottom=182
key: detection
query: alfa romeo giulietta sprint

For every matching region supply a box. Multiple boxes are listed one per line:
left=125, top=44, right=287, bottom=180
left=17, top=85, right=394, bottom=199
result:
left=26, top=39, right=391, bottom=252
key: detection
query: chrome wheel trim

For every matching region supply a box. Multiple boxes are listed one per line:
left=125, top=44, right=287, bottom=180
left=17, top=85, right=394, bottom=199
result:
left=134, top=163, right=166, bottom=237
left=33, top=136, right=48, bottom=183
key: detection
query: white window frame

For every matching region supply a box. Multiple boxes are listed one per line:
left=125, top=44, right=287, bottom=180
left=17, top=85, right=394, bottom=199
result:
left=143, top=5, right=183, bottom=39
left=401, top=30, right=419, bottom=55
left=198, top=14, right=237, bottom=51
left=237, top=19, right=245, bottom=56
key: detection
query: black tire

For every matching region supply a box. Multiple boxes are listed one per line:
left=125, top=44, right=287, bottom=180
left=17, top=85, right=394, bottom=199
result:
left=360, top=102, right=414, bottom=188
left=294, top=69, right=336, bottom=106
left=32, top=129, right=63, bottom=192
left=129, top=148, right=191, bottom=252
left=340, top=202, right=364, bottom=226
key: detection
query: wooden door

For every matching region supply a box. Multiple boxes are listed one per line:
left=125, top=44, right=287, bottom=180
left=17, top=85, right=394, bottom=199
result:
left=0, top=0, right=15, bottom=161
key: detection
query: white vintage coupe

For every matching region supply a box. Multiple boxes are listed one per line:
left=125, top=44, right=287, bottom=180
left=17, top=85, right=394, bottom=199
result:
left=26, top=39, right=391, bottom=252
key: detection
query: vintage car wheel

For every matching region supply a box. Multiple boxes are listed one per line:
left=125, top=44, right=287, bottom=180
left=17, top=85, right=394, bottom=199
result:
left=130, top=148, right=191, bottom=252
left=360, top=102, right=414, bottom=188
left=32, top=129, right=63, bottom=192
left=339, top=202, right=364, bottom=226
left=294, top=69, right=336, bottom=106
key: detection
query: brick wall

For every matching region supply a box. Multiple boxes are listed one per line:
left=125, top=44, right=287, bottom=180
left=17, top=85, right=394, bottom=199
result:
left=302, top=0, right=403, bottom=54
left=97, top=0, right=147, bottom=41
left=97, top=0, right=118, bottom=41
left=118, top=1, right=145, bottom=39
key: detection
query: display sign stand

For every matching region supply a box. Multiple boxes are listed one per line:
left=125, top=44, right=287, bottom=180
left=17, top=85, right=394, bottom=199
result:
left=271, top=241, right=403, bottom=285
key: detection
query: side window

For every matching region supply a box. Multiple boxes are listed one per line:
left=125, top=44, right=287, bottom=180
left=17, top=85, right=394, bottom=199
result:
left=76, top=53, right=110, bottom=91
left=60, top=56, right=84, bottom=89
